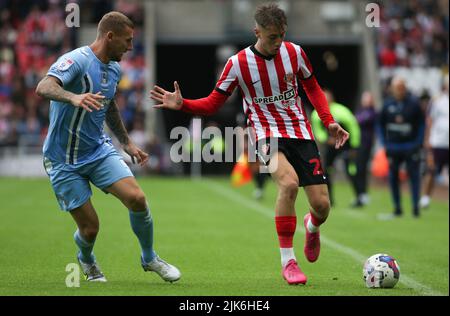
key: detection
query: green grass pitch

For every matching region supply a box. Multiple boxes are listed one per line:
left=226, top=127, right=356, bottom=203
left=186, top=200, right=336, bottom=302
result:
left=0, top=176, right=448, bottom=296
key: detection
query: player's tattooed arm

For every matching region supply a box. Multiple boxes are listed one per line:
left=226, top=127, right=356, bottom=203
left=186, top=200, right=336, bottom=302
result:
left=36, top=76, right=76, bottom=104
left=36, top=76, right=104, bottom=112
left=106, top=99, right=148, bottom=166
left=105, top=99, right=130, bottom=145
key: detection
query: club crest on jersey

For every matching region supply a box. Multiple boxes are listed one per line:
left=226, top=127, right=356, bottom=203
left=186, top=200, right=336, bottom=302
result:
left=57, top=58, right=74, bottom=71
left=101, top=71, right=108, bottom=85
left=284, top=73, right=294, bottom=83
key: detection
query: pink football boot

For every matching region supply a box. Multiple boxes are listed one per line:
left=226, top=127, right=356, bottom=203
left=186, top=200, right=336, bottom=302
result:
left=303, top=213, right=321, bottom=262
left=282, top=259, right=307, bottom=285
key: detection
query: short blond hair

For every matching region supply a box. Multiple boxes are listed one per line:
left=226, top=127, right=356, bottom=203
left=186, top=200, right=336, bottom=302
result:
left=97, top=11, right=134, bottom=37
left=254, top=3, right=287, bottom=30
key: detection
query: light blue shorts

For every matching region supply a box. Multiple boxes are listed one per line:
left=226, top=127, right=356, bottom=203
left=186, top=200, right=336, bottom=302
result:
left=44, top=151, right=134, bottom=211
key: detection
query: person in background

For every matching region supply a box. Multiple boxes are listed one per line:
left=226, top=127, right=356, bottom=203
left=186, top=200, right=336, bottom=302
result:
left=311, top=89, right=361, bottom=207
left=378, top=76, right=425, bottom=218
left=354, top=91, right=377, bottom=207
left=420, top=75, right=449, bottom=209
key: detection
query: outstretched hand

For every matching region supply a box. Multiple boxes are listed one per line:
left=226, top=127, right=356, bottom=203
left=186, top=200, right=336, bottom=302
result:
left=327, top=122, right=349, bottom=149
left=71, top=92, right=105, bottom=112
left=150, top=81, right=183, bottom=110
left=123, top=142, right=149, bottom=166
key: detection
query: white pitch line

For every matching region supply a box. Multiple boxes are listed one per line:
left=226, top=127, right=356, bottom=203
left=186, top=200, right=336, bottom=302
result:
left=202, top=179, right=446, bottom=296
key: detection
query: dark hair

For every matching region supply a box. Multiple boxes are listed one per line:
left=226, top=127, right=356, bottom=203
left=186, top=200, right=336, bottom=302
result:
left=254, top=3, right=287, bottom=30
left=98, top=11, right=134, bottom=37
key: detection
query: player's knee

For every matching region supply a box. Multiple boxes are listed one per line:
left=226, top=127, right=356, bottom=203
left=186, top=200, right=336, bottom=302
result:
left=311, top=196, right=331, bottom=218
left=127, top=189, right=147, bottom=211
left=81, top=224, right=99, bottom=241
left=279, top=178, right=299, bottom=201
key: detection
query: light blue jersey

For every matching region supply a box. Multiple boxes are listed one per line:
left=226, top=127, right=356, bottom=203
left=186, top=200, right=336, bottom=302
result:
left=43, top=46, right=133, bottom=211
left=44, top=46, right=121, bottom=165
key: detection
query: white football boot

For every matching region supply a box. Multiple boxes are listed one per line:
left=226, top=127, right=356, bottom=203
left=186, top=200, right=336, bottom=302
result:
left=142, top=256, right=181, bottom=283
left=77, top=256, right=107, bottom=282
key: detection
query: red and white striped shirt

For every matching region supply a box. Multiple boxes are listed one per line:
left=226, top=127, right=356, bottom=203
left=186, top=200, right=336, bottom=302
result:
left=182, top=41, right=334, bottom=141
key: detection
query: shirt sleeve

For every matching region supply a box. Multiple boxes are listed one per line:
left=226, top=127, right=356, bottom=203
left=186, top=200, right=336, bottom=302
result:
left=297, top=47, right=314, bottom=80
left=47, top=53, right=82, bottom=87
left=181, top=90, right=229, bottom=115
left=215, top=57, right=239, bottom=96
left=301, top=75, right=335, bottom=128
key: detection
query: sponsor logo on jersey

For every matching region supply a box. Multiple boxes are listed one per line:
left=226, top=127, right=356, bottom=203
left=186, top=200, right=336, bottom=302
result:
left=253, top=88, right=296, bottom=107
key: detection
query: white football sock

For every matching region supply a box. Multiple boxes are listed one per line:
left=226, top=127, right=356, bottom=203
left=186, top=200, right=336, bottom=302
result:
left=307, top=218, right=319, bottom=233
left=280, top=248, right=296, bottom=267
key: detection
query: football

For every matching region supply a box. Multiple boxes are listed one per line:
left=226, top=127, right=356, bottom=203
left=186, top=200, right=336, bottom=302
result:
left=363, top=254, right=400, bottom=288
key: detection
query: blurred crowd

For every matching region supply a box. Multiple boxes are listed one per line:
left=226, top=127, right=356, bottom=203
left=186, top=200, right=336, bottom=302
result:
left=0, top=0, right=146, bottom=148
left=377, top=0, right=448, bottom=68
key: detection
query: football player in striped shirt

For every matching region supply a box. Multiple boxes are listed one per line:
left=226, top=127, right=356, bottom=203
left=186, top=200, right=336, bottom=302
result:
left=36, top=12, right=180, bottom=283
left=151, top=3, right=349, bottom=285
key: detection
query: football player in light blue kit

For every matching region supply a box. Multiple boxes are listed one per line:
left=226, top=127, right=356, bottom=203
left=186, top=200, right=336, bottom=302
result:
left=36, top=11, right=180, bottom=283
